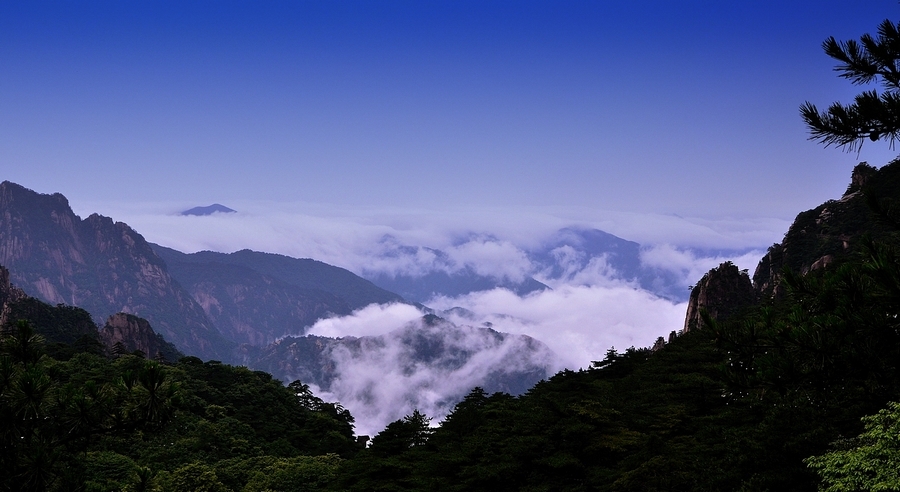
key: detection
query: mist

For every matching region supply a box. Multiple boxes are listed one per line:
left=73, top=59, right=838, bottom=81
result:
left=76, top=200, right=777, bottom=434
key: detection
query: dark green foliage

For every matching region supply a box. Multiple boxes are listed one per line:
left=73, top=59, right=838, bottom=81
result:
left=330, top=223, right=900, bottom=490
left=0, top=314, right=358, bottom=491
left=0, top=321, right=181, bottom=491
left=806, top=401, right=900, bottom=491
left=801, top=19, right=900, bottom=151
left=2, top=298, right=103, bottom=360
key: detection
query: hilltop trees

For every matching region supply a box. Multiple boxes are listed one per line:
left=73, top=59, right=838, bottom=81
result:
left=801, top=19, right=900, bottom=150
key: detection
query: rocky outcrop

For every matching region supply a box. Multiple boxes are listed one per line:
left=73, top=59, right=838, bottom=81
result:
left=99, top=313, right=182, bottom=362
left=686, top=159, right=900, bottom=331
left=752, top=161, right=899, bottom=297
left=0, top=181, right=230, bottom=360
left=683, top=262, right=755, bottom=332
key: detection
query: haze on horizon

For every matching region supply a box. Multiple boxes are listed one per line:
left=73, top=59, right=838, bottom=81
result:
left=3, top=0, right=899, bottom=222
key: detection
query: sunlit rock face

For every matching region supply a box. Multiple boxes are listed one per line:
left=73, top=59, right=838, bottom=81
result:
left=0, top=181, right=230, bottom=360
left=683, top=262, right=755, bottom=333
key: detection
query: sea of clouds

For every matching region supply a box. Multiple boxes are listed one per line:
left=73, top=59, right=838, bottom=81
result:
left=80, top=200, right=785, bottom=434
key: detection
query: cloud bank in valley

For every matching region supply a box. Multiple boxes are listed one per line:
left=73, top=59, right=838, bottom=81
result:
left=85, top=200, right=782, bottom=281
left=304, top=315, right=558, bottom=436
left=80, top=200, right=780, bottom=433
left=301, top=281, right=688, bottom=435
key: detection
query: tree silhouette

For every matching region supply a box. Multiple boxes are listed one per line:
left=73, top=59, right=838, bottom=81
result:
left=801, top=19, right=900, bottom=150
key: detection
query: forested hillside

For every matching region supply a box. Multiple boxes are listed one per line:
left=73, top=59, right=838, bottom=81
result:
left=0, top=316, right=360, bottom=492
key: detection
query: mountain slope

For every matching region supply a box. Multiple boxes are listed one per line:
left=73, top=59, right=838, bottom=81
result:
left=152, top=245, right=406, bottom=312
left=686, top=159, right=900, bottom=333
left=0, top=181, right=231, bottom=359
left=151, top=246, right=355, bottom=346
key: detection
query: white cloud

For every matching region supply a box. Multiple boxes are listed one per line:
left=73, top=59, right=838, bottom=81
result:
left=640, top=244, right=765, bottom=286
left=80, top=200, right=786, bottom=274
left=303, top=303, right=423, bottom=338
left=444, top=238, right=533, bottom=283
left=73, top=199, right=777, bottom=436
left=299, top=283, right=686, bottom=435
left=428, top=286, right=687, bottom=369
left=311, top=317, right=560, bottom=436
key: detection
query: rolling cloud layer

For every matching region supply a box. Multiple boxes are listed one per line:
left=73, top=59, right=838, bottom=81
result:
left=82, top=201, right=775, bottom=433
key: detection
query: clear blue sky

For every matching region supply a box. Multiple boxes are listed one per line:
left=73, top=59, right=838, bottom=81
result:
left=3, top=1, right=899, bottom=220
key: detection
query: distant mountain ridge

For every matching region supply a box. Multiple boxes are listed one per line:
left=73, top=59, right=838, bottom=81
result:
left=151, top=245, right=406, bottom=346
left=363, top=227, right=706, bottom=303
left=181, top=203, right=236, bottom=216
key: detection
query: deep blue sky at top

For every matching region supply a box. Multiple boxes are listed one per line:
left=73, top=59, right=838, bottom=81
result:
left=2, top=1, right=899, bottom=219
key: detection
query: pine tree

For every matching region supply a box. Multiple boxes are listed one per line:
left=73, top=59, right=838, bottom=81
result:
left=801, top=19, right=900, bottom=151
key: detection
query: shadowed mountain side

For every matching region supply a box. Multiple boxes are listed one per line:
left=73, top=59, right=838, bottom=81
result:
left=1, top=263, right=181, bottom=361
left=151, top=245, right=406, bottom=312
left=0, top=181, right=231, bottom=360
left=153, top=258, right=354, bottom=346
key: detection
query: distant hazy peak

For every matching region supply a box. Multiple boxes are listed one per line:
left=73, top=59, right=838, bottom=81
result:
left=180, top=204, right=236, bottom=216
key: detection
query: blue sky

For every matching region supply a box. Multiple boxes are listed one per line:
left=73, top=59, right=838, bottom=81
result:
left=3, top=1, right=899, bottom=222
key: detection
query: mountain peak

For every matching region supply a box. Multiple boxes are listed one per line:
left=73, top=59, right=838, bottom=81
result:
left=180, top=204, right=236, bottom=216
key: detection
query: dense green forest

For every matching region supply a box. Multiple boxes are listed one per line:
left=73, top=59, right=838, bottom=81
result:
left=0, top=317, right=359, bottom=491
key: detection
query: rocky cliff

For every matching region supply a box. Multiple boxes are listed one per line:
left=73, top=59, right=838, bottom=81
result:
left=686, top=160, right=900, bottom=329
left=683, top=262, right=755, bottom=332
left=751, top=162, right=898, bottom=296
left=0, top=181, right=230, bottom=360
left=99, top=312, right=182, bottom=361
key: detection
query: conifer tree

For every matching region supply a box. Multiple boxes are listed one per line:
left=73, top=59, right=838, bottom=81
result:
left=801, top=19, right=900, bottom=150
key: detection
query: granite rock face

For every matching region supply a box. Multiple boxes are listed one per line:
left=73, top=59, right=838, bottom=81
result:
left=0, top=181, right=230, bottom=360
left=685, top=160, right=900, bottom=331
left=683, top=262, right=755, bottom=332
left=99, top=312, right=182, bottom=361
